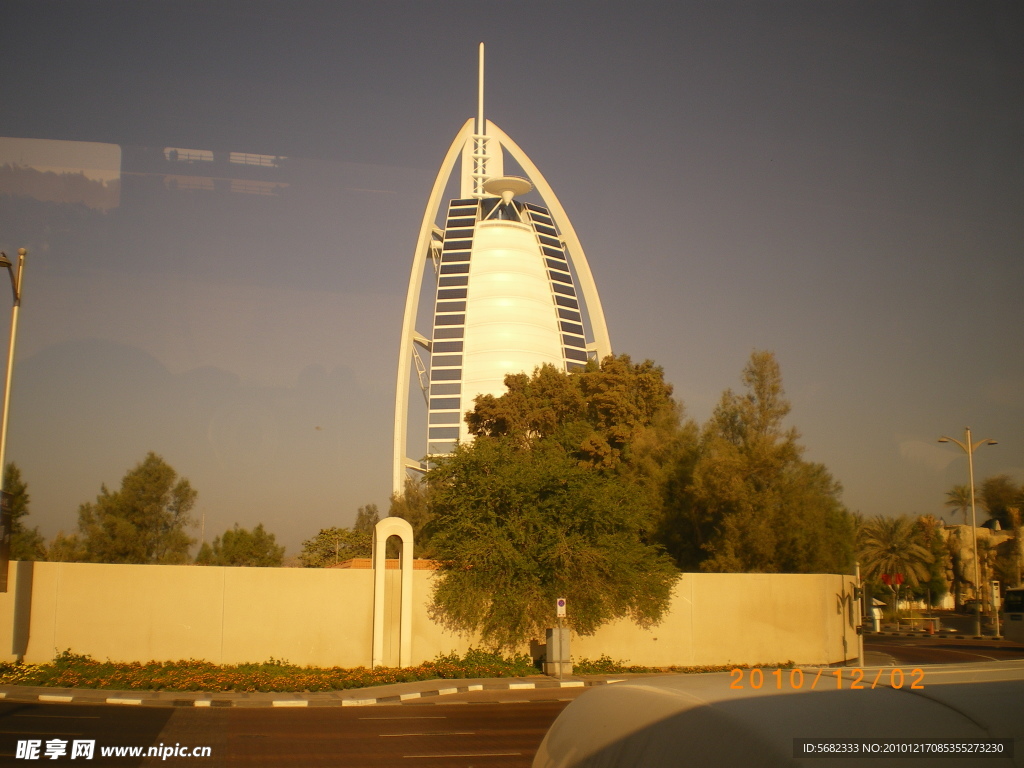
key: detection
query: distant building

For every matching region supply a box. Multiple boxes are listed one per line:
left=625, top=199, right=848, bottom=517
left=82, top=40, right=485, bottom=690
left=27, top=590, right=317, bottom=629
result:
left=393, top=45, right=611, bottom=492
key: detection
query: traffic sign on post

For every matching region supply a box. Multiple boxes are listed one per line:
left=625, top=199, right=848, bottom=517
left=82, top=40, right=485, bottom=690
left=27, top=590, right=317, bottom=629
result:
left=556, top=597, right=566, bottom=618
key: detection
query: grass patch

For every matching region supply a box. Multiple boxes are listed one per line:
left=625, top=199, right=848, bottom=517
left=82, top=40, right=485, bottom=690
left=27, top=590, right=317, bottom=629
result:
left=0, top=648, right=536, bottom=693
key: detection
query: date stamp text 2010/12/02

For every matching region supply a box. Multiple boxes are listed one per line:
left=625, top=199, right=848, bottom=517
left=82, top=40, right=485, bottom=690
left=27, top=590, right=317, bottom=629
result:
left=730, top=668, right=925, bottom=691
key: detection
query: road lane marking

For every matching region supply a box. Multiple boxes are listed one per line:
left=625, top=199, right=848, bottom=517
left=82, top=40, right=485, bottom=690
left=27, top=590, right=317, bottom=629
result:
left=403, top=753, right=521, bottom=759
left=870, top=643, right=1001, bottom=662
left=13, top=714, right=101, bottom=719
left=0, top=730, right=84, bottom=736
left=381, top=732, right=474, bottom=737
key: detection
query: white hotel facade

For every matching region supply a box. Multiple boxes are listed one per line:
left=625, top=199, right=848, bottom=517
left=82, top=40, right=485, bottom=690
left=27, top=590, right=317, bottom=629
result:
left=393, top=46, right=611, bottom=493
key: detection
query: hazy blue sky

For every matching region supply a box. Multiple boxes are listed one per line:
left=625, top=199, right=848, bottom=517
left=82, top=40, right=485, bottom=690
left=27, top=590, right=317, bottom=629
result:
left=0, top=1, right=1020, bottom=556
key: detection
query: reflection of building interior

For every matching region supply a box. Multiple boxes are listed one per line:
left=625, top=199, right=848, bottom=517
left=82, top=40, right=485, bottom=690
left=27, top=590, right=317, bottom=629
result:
left=130, top=145, right=290, bottom=197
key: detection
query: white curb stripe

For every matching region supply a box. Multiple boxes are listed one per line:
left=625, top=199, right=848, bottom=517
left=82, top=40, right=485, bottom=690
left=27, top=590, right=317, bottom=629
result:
left=193, top=700, right=212, bottom=707
left=106, top=698, right=142, bottom=705
left=39, top=694, right=74, bottom=703
left=508, top=683, right=535, bottom=690
left=342, top=698, right=377, bottom=707
left=272, top=700, right=307, bottom=707
left=467, top=684, right=483, bottom=691
left=399, top=692, right=421, bottom=701
left=559, top=681, right=585, bottom=688
left=437, top=688, right=459, bottom=696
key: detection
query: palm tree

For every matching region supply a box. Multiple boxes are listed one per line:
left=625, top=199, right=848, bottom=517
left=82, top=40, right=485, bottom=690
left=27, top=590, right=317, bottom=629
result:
left=944, top=485, right=975, bottom=525
left=858, top=515, right=933, bottom=587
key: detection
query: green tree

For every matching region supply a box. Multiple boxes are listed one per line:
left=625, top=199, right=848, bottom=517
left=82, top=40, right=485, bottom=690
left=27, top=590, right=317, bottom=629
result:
left=46, top=531, right=83, bottom=562
left=1003, top=507, right=1023, bottom=588
left=944, top=484, right=976, bottom=525
left=76, top=452, right=197, bottom=564
left=980, top=475, right=1023, bottom=529
left=910, top=515, right=949, bottom=606
left=467, top=356, right=684, bottom=472
left=426, top=437, right=678, bottom=649
left=298, top=526, right=370, bottom=567
left=857, top=515, right=933, bottom=588
left=195, top=524, right=285, bottom=567
left=3, top=463, right=46, bottom=560
left=680, top=351, right=854, bottom=573
left=469, top=355, right=697, bottom=543
left=389, top=477, right=432, bottom=554
left=353, top=503, right=380, bottom=535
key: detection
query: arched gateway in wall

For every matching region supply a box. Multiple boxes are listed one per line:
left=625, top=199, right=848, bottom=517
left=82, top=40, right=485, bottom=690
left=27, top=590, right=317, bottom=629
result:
left=372, top=517, right=413, bottom=668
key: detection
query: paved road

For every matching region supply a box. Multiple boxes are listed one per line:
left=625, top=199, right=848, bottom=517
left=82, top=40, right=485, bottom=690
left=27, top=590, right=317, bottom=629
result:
left=0, top=701, right=171, bottom=767
left=0, top=695, right=583, bottom=768
left=4, top=644, right=1024, bottom=767
left=863, top=635, right=1024, bottom=665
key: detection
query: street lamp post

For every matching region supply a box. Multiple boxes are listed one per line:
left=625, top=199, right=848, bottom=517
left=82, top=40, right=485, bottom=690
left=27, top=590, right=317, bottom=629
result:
left=0, top=248, right=26, bottom=483
left=0, top=248, right=26, bottom=593
left=939, top=427, right=997, bottom=638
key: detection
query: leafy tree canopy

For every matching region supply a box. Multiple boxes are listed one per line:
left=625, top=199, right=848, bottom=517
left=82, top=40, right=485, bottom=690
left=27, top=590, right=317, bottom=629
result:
left=195, top=523, right=285, bottom=567
left=470, top=354, right=698, bottom=539
left=467, top=355, right=684, bottom=471
left=3, top=463, right=46, bottom=560
left=47, top=532, right=83, bottom=563
left=667, top=351, right=854, bottom=573
left=353, top=504, right=380, bottom=535
left=298, top=526, right=370, bottom=567
left=388, top=478, right=432, bottom=556
left=426, top=437, right=678, bottom=649
left=426, top=355, right=687, bottom=649
left=76, top=452, right=197, bottom=564
left=980, top=475, right=1023, bottom=529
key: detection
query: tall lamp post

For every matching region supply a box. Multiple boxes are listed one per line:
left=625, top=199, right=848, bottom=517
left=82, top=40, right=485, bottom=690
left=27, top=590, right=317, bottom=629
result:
left=938, top=427, right=997, bottom=638
left=0, top=248, right=26, bottom=593
left=0, top=248, right=26, bottom=480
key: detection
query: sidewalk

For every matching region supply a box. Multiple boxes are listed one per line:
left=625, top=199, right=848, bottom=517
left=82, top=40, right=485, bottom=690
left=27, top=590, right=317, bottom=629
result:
left=0, top=675, right=629, bottom=709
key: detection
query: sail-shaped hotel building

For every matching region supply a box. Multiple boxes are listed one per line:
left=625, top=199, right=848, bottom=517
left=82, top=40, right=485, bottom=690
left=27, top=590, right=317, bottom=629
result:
left=393, top=46, right=611, bottom=492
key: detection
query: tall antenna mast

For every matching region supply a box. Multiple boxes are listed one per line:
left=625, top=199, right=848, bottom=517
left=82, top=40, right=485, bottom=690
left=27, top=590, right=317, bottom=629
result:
left=478, top=42, right=485, bottom=137
left=471, top=42, right=489, bottom=197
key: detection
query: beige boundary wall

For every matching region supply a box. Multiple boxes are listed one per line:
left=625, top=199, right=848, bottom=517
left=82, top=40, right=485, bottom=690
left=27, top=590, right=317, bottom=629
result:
left=0, top=562, right=855, bottom=668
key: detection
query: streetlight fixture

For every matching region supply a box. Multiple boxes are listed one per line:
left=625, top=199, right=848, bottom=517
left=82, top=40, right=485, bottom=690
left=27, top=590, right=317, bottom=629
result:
left=0, top=248, right=26, bottom=593
left=938, top=427, right=997, bottom=637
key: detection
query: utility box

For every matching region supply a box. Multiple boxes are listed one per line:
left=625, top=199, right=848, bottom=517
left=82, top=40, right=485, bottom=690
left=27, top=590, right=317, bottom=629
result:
left=544, top=627, right=571, bottom=676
